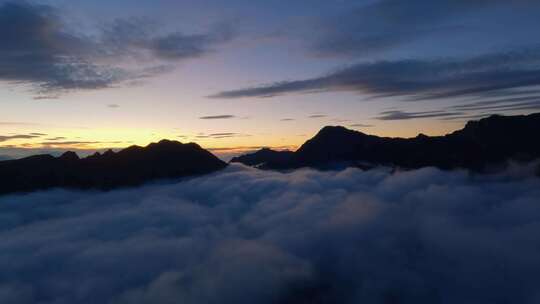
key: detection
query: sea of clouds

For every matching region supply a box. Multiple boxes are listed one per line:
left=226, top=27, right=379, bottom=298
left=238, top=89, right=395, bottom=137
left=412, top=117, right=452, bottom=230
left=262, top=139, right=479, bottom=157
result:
left=1, top=163, right=540, bottom=304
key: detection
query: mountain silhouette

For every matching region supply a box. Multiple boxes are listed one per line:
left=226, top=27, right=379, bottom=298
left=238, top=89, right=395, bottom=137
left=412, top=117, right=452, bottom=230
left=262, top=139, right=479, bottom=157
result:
left=230, top=148, right=295, bottom=167
left=232, top=113, right=540, bottom=172
left=0, top=140, right=227, bottom=195
left=2, top=113, right=539, bottom=196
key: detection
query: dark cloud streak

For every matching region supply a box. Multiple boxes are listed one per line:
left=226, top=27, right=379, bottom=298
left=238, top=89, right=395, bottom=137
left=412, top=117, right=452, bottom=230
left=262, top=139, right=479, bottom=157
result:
left=44, top=137, right=67, bottom=141
left=196, top=132, right=250, bottom=139
left=0, top=133, right=44, bottom=143
left=103, top=18, right=234, bottom=61
left=376, top=110, right=463, bottom=121
left=199, top=115, right=236, bottom=120
left=211, top=49, right=540, bottom=103
left=39, top=141, right=102, bottom=146
left=349, top=123, right=373, bottom=128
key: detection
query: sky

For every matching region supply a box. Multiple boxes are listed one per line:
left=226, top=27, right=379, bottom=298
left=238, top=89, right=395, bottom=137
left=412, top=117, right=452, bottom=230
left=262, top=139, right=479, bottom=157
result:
left=1, top=0, right=540, bottom=159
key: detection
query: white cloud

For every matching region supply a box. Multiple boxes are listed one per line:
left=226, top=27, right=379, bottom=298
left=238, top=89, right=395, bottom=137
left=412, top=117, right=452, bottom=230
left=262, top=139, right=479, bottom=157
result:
left=0, top=164, right=539, bottom=303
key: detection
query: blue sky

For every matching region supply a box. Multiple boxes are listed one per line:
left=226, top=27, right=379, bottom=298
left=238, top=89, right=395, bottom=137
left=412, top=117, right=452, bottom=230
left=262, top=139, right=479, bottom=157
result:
left=1, top=0, right=540, bottom=159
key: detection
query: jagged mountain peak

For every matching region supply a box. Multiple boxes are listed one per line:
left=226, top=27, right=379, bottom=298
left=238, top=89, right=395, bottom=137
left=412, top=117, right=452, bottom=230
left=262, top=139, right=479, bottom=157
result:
left=0, top=139, right=227, bottom=195
left=233, top=113, right=540, bottom=172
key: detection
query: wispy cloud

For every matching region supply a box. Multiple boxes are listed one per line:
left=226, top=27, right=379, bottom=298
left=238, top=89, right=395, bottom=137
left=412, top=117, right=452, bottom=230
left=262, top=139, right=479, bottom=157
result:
left=376, top=110, right=463, bottom=120
left=103, top=18, right=234, bottom=61
left=308, top=0, right=535, bottom=58
left=349, top=123, right=373, bottom=128
left=0, top=122, right=43, bottom=127
left=199, top=115, right=236, bottom=120
left=377, top=96, right=540, bottom=121
left=210, top=49, right=540, bottom=103
left=451, top=98, right=540, bottom=112
left=45, top=137, right=68, bottom=141
left=437, top=113, right=492, bottom=121
left=0, top=134, right=44, bottom=143
left=39, top=141, right=103, bottom=146
left=0, top=2, right=234, bottom=96
left=196, top=132, right=250, bottom=139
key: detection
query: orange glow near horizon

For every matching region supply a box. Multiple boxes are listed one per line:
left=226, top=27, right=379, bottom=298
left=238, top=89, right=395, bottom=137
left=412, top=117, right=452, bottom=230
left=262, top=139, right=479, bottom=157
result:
left=0, top=118, right=464, bottom=157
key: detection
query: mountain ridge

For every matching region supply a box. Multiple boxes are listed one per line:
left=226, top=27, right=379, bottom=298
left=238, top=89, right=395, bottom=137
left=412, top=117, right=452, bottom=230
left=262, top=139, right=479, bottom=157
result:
left=0, top=139, right=227, bottom=195
left=231, top=113, right=540, bottom=172
left=2, top=113, right=539, bottom=196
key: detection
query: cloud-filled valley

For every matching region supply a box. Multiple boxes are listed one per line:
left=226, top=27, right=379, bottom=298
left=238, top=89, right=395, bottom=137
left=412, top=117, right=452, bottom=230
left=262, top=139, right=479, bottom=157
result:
left=1, top=163, right=539, bottom=304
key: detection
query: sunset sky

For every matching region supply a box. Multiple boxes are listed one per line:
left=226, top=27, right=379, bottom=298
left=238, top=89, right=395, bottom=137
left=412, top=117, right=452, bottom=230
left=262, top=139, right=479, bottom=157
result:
left=1, top=0, right=540, bottom=159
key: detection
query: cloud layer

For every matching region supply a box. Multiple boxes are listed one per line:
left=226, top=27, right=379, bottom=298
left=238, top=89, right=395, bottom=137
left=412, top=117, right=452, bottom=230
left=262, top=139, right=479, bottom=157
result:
left=375, top=110, right=464, bottom=121
left=0, top=2, right=233, bottom=95
left=210, top=49, right=540, bottom=102
left=309, top=0, right=537, bottom=58
left=0, top=134, right=42, bottom=143
left=0, top=2, right=123, bottom=92
left=1, top=164, right=539, bottom=303
left=199, top=115, right=236, bottom=120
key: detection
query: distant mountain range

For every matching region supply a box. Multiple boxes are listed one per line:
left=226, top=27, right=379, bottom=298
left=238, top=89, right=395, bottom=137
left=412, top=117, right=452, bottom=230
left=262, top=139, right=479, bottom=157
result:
left=0, top=140, right=226, bottom=195
left=232, top=113, right=540, bottom=172
left=1, top=113, right=539, bottom=195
